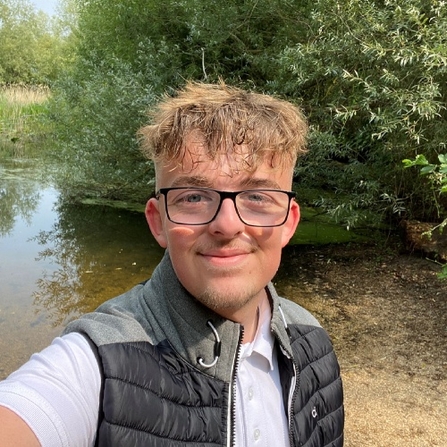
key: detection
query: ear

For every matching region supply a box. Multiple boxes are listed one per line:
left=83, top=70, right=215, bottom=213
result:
left=280, top=200, right=300, bottom=248
left=145, top=197, right=168, bottom=248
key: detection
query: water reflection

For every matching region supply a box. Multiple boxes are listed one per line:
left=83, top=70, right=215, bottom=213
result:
left=0, top=160, right=41, bottom=236
left=32, top=200, right=165, bottom=326
left=0, top=158, right=164, bottom=378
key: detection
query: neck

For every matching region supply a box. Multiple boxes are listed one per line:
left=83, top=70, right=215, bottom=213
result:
left=217, top=292, right=269, bottom=343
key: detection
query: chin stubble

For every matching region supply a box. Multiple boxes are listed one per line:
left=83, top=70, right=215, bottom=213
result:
left=196, top=286, right=256, bottom=312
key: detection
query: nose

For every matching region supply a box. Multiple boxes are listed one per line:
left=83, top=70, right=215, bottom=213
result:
left=208, top=197, right=245, bottom=237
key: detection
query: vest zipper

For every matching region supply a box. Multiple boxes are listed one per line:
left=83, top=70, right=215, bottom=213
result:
left=277, top=341, right=300, bottom=447
left=228, top=326, right=244, bottom=447
left=288, top=359, right=299, bottom=447
left=277, top=305, right=301, bottom=446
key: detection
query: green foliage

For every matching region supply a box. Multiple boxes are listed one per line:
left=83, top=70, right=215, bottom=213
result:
left=0, top=85, right=51, bottom=157
left=403, top=153, right=447, bottom=278
left=49, top=0, right=447, bottom=226
left=48, top=0, right=306, bottom=200
left=403, top=154, right=447, bottom=197
left=48, top=59, right=156, bottom=202
left=273, top=0, right=447, bottom=226
left=0, top=0, right=73, bottom=84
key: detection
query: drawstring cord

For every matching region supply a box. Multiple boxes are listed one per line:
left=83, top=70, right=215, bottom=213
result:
left=278, top=305, right=292, bottom=338
left=198, top=305, right=289, bottom=368
left=198, top=320, right=222, bottom=368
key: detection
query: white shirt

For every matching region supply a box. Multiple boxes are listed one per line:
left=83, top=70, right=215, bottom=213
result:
left=0, top=334, right=100, bottom=447
left=235, top=298, right=290, bottom=447
left=0, top=308, right=290, bottom=447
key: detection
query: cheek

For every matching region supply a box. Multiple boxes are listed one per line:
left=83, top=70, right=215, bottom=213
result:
left=256, top=228, right=287, bottom=261
left=248, top=226, right=273, bottom=240
left=165, top=227, right=201, bottom=290
left=165, top=226, right=199, bottom=250
left=249, top=227, right=282, bottom=248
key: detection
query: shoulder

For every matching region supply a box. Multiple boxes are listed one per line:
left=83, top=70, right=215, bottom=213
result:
left=277, top=297, right=321, bottom=328
left=0, top=333, right=100, bottom=447
left=63, top=281, right=159, bottom=347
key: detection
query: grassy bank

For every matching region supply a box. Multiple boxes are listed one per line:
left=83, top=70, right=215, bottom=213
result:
left=0, top=85, right=51, bottom=158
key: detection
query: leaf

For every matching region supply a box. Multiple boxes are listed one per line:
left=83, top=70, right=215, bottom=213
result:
left=414, top=154, right=429, bottom=166
left=402, top=159, right=415, bottom=168
left=402, top=154, right=430, bottom=168
left=420, top=165, right=436, bottom=175
left=438, top=265, right=447, bottom=280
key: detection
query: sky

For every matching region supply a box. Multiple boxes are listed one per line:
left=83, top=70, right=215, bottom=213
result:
left=29, top=0, right=59, bottom=16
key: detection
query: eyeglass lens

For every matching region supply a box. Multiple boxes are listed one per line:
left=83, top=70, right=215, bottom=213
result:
left=163, top=188, right=292, bottom=227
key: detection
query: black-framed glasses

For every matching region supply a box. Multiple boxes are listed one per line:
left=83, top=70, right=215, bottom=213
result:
left=156, top=187, right=296, bottom=227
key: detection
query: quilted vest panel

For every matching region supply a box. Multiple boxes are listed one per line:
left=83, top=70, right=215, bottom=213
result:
left=95, top=340, right=230, bottom=447
left=281, top=324, right=344, bottom=447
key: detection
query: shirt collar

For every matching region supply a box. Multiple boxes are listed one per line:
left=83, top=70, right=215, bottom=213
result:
left=240, top=295, right=275, bottom=370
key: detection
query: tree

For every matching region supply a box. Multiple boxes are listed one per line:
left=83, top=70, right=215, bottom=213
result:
left=0, top=0, right=72, bottom=84
left=273, top=0, right=447, bottom=226
left=49, top=0, right=447, bottom=228
left=48, top=0, right=308, bottom=201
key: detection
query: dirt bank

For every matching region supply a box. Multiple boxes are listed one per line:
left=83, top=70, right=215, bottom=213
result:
left=277, top=242, right=447, bottom=447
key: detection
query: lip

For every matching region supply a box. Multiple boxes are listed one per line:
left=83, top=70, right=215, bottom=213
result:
left=199, top=249, right=251, bottom=267
left=201, top=249, right=250, bottom=257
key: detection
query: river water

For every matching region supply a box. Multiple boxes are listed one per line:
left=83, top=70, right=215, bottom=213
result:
left=0, top=159, right=164, bottom=379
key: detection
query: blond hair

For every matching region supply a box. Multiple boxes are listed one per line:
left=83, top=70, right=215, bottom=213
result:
left=139, top=82, right=308, bottom=172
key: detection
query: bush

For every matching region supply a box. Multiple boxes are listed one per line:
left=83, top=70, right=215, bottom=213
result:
left=48, top=58, right=158, bottom=202
left=403, top=153, right=447, bottom=278
left=48, top=0, right=303, bottom=202
left=273, top=0, right=447, bottom=226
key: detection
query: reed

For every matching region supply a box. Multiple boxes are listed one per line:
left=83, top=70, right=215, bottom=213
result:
left=0, top=85, right=51, bottom=158
left=1, top=85, right=50, bottom=105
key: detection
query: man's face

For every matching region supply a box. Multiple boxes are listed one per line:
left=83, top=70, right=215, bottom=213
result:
left=145, top=140, right=300, bottom=321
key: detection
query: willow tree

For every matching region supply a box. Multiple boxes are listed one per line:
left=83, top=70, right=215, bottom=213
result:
left=0, top=0, right=70, bottom=84
left=48, top=0, right=309, bottom=202
left=273, top=0, right=447, bottom=225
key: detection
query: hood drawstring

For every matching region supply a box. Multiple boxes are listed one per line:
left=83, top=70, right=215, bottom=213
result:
left=198, top=306, right=290, bottom=368
left=197, top=320, right=222, bottom=368
left=278, top=305, right=292, bottom=338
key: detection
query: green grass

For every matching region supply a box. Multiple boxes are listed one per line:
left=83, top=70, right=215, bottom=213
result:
left=0, top=85, right=51, bottom=158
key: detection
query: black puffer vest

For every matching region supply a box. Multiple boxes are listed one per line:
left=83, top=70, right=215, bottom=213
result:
left=65, top=252, right=344, bottom=447
left=94, top=325, right=343, bottom=446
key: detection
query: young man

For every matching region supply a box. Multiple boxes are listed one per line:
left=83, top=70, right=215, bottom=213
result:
left=0, top=82, right=344, bottom=446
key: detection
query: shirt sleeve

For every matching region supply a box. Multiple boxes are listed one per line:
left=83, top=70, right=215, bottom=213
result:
left=0, top=332, right=101, bottom=447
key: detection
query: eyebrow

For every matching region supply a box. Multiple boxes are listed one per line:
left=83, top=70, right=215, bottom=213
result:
left=170, top=176, right=282, bottom=190
left=171, top=176, right=212, bottom=187
left=239, top=177, right=282, bottom=190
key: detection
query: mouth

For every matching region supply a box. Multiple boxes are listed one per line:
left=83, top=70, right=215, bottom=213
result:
left=199, top=248, right=253, bottom=267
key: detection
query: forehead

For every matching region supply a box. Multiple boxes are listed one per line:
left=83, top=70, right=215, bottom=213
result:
left=155, top=132, right=294, bottom=189
left=156, top=153, right=293, bottom=190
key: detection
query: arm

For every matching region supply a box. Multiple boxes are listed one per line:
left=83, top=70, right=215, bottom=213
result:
left=0, top=333, right=101, bottom=447
left=0, top=406, right=41, bottom=447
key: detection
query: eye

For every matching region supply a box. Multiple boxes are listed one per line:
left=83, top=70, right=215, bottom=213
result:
left=245, top=191, right=273, bottom=204
left=248, top=193, right=268, bottom=202
left=185, top=193, right=203, bottom=203
left=238, top=191, right=287, bottom=212
left=171, top=189, right=214, bottom=205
